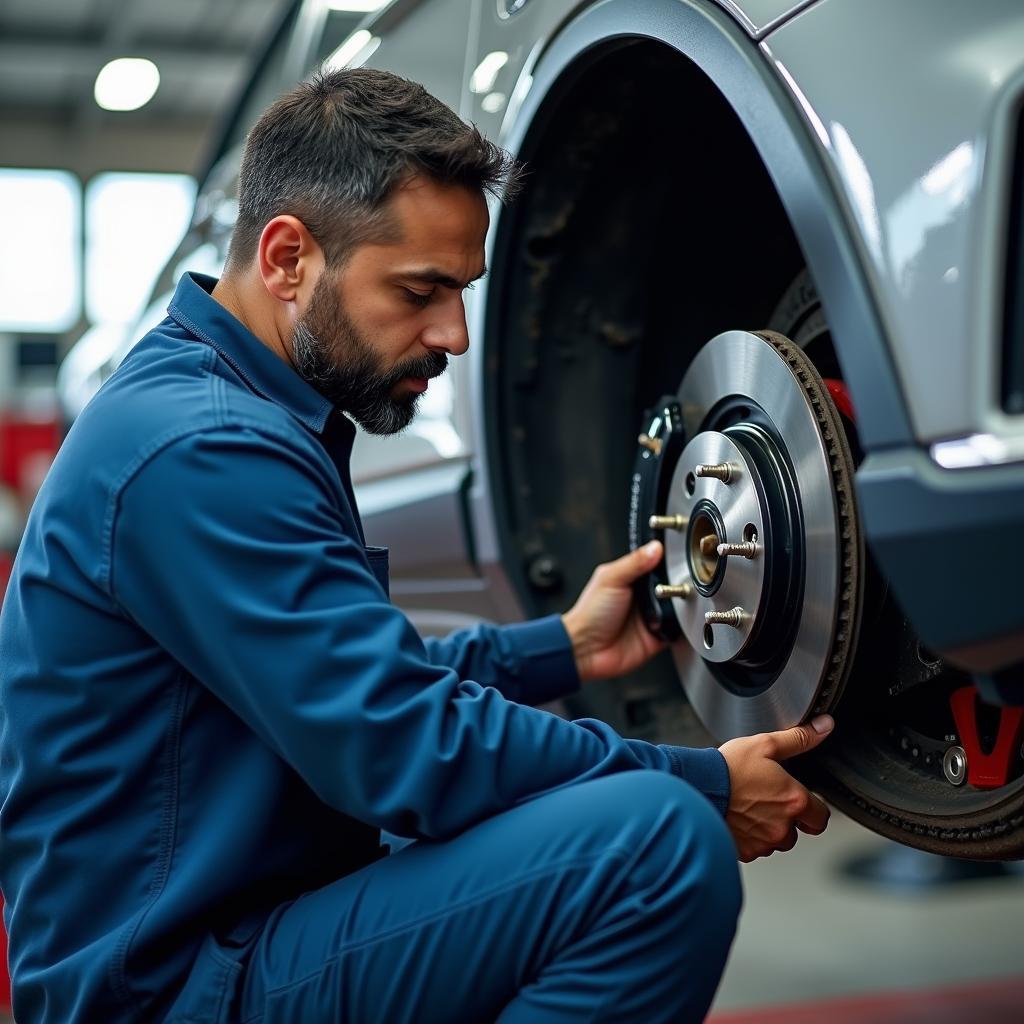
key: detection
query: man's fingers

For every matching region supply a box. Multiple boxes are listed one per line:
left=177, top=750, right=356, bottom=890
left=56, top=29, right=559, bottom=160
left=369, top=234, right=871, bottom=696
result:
left=766, top=714, right=834, bottom=760
left=776, top=828, right=799, bottom=853
left=600, top=542, right=663, bottom=586
left=795, top=791, right=830, bottom=835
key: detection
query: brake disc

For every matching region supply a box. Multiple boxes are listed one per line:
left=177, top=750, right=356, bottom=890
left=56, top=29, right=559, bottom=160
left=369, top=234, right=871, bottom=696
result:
left=647, top=329, right=863, bottom=740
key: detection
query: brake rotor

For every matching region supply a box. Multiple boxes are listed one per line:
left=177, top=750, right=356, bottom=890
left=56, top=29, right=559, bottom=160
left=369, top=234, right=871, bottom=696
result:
left=652, top=329, right=863, bottom=740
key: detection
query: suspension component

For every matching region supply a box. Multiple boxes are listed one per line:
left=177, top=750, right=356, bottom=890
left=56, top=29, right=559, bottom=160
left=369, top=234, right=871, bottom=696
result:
left=949, top=685, right=1024, bottom=789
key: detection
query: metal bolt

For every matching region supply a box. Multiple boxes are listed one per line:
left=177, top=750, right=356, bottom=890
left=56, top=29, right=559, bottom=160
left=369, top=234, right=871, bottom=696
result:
left=943, top=745, right=968, bottom=786
left=638, top=433, right=663, bottom=457
left=695, top=462, right=734, bottom=483
left=655, top=583, right=692, bottom=600
left=648, top=514, right=688, bottom=531
left=527, top=554, right=562, bottom=592
left=700, top=534, right=720, bottom=557
left=717, top=541, right=758, bottom=559
left=704, top=607, right=745, bottom=627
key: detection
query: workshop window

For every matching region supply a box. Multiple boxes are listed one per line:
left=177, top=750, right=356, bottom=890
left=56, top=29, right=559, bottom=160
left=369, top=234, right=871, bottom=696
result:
left=0, top=169, right=81, bottom=333
left=85, top=172, right=196, bottom=325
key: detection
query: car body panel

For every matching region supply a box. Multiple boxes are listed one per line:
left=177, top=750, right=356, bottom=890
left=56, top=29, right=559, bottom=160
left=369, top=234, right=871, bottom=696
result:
left=361, top=0, right=471, bottom=113
left=763, top=0, right=1024, bottom=446
left=715, top=0, right=818, bottom=37
left=856, top=448, right=1024, bottom=673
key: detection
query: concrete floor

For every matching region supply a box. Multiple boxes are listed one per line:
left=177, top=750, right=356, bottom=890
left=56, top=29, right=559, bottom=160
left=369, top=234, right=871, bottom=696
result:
left=710, top=811, right=1024, bottom=1020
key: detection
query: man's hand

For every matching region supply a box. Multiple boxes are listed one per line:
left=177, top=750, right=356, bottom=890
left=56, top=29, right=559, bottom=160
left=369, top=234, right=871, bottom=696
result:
left=562, top=542, right=667, bottom=682
left=718, top=715, right=834, bottom=862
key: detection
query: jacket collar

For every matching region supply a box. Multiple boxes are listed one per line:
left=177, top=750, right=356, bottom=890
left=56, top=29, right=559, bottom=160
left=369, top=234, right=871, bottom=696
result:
left=167, top=271, right=336, bottom=436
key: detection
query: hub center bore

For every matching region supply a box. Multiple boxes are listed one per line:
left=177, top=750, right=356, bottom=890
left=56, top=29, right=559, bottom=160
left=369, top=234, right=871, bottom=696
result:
left=688, top=510, right=721, bottom=585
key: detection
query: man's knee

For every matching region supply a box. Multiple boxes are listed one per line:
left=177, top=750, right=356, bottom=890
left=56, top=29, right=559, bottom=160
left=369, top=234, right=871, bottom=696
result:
left=615, top=771, right=742, bottom=967
left=572, top=771, right=738, bottom=888
left=596, top=770, right=741, bottom=918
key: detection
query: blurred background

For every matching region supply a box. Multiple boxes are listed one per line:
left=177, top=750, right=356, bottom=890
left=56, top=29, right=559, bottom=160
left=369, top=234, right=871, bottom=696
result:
left=0, top=0, right=377, bottom=592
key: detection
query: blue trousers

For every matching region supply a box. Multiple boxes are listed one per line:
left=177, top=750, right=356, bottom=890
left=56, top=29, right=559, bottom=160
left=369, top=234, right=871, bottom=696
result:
left=166, top=771, right=742, bottom=1023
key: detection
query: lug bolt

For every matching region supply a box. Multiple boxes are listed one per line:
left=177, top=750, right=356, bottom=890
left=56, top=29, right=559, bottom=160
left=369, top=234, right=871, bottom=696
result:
left=655, top=583, right=692, bottom=600
left=695, top=462, right=734, bottom=483
left=648, top=514, right=688, bottom=531
left=717, top=541, right=758, bottom=559
left=700, top=535, right=720, bottom=557
left=704, top=607, right=745, bottom=627
left=638, top=433, right=663, bottom=457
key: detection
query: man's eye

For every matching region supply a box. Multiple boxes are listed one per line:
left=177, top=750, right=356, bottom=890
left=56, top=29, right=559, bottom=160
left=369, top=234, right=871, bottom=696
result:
left=403, top=288, right=432, bottom=307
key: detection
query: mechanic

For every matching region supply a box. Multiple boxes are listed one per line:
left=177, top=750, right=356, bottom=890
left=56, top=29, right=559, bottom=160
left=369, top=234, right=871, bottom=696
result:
left=0, top=69, right=834, bottom=1024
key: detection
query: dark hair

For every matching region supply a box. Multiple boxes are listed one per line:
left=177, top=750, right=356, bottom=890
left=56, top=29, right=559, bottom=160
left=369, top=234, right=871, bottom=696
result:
left=226, top=67, right=520, bottom=272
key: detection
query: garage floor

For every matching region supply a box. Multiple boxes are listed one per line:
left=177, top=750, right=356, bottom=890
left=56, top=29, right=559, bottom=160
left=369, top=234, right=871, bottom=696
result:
left=709, top=811, right=1024, bottom=1021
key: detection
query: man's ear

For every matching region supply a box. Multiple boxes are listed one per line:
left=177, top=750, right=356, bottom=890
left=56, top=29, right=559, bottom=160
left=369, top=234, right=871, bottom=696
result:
left=257, top=215, right=323, bottom=303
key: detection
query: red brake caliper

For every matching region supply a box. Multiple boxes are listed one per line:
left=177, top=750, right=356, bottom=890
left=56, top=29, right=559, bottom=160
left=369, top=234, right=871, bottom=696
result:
left=823, top=379, right=855, bottom=422
left=825, top=377, right=1024, bottom=790
left=949, top=685, right=1024, bottom=789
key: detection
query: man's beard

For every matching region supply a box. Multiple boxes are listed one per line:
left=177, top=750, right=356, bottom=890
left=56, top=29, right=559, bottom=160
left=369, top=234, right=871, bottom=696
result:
left=290, top=275, right=448, bottom=435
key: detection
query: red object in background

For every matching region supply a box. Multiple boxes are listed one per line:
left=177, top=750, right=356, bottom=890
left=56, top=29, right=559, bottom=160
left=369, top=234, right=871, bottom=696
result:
left=707, top=976, right=1024, bottom=1024
left=0, top=411, right=61, bottom=498
left=0, top=411, right=57, bottom=1013
left=0, top=542, right=11, bottom=1011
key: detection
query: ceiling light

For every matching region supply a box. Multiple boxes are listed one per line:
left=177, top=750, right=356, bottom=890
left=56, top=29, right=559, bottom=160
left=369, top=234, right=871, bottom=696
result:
left=481, top=92, right=507, bottom=114
left=470, top=51, right=509, bottom=94
left=325, top=29, right=381, bottom=71
left=94, top=58, right=160, bottom=112
left=326, top=1, right=389, bottom=11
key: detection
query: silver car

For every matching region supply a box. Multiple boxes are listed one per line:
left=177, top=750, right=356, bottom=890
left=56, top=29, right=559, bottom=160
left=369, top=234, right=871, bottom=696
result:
left=63, top=0, right=1024, bottom=859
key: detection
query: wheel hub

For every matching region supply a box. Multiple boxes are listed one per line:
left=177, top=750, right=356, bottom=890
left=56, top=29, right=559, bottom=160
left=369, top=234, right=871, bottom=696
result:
left=663, top=431, right=767, bottom=662
left=641, top=329, right=863, bottom=740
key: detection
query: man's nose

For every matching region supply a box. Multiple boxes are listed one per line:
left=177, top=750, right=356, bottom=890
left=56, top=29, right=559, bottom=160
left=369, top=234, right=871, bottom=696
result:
left=421, top=298, right=470, bottom=356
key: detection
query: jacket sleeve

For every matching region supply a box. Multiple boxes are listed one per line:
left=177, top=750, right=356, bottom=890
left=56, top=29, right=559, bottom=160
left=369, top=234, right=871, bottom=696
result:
left=421, top=617, right=581, bottom=707
left=110, top=427, right=730, bottom=839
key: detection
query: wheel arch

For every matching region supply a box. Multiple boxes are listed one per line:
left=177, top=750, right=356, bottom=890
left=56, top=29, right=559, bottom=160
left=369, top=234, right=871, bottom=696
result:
left=467, top=0, right=909, bottom=625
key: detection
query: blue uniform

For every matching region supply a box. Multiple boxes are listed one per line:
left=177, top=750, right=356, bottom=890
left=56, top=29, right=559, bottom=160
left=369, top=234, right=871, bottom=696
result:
left=0, top=272, right=740, bottom=1023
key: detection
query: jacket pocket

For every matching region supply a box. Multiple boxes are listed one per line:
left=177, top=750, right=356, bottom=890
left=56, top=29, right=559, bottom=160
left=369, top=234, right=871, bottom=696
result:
left=163, top=931, right=248, bottom=1023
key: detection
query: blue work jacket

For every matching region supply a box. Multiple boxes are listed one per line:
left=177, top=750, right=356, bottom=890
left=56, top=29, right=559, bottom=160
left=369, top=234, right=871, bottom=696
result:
left=0, top=272, right=730, bottom=1023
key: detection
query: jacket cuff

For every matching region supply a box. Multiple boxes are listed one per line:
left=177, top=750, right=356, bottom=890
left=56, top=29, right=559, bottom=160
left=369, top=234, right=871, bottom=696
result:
left=502, top=615, right=581, bottom=707
left=662, top=745, right=731, bottom=817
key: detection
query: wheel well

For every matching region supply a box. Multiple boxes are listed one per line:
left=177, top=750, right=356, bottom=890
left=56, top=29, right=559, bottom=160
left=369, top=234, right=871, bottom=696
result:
left=484, top=39, right=809, bottom=619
